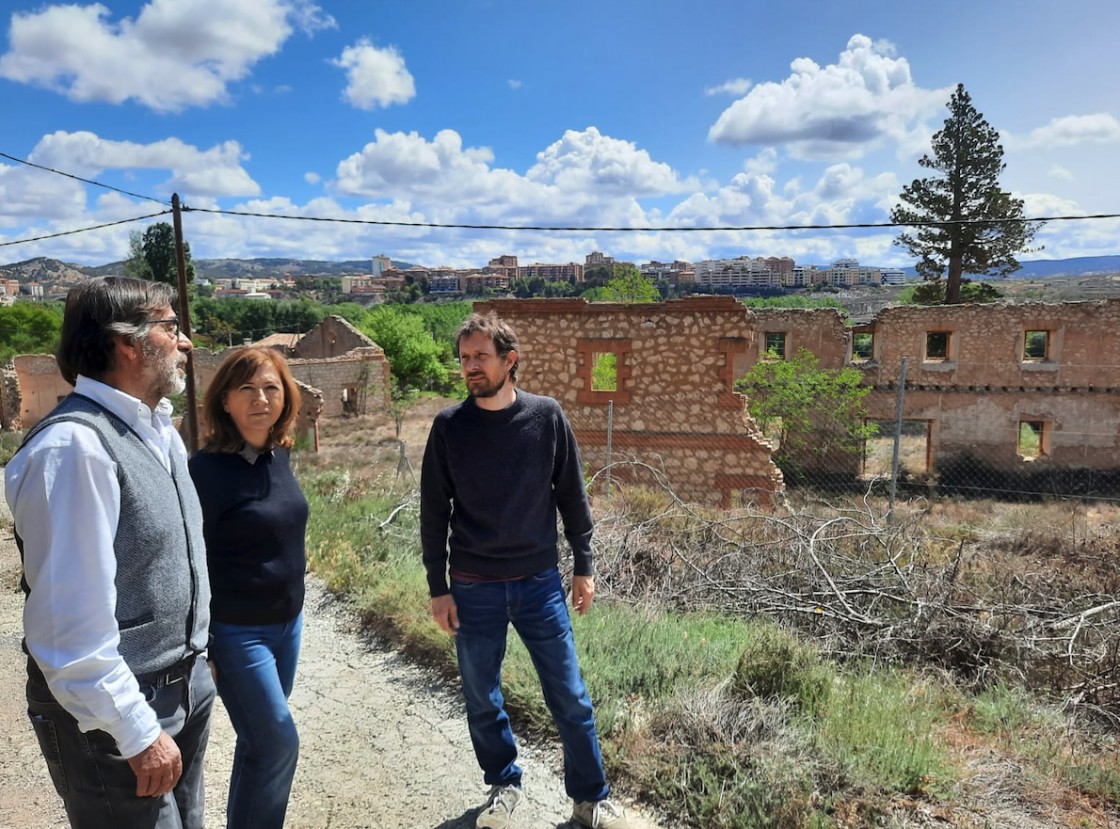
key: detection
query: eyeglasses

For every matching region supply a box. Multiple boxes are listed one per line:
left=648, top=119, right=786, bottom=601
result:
left=143, top=318, right=181, bottom=337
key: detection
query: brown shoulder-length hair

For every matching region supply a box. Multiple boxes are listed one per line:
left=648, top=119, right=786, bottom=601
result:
left=200, top=346, right=302, bottom=452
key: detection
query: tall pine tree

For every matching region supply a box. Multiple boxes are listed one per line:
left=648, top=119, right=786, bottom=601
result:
left=891, top=84, right=1040, bottom=304
left=124, top=222, right=195, bottom=285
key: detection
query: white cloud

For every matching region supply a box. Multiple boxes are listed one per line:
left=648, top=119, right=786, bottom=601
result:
left=527, top=127, right=694, bottom=197
left=744, top=148, right=779, bottom=175
left=1047, top=165, right=1074, bottom=182
left=704, top=77, right=752, bottom=97
left=708, top=34, right=948, bottom=160
left=331, top=38, right=415, bottom=111
left=334, top=129, right=525, bottom=203
left=0, top=0, right=333, bottom=112
left=304, top=172, right=322, bottom=185
left=508, top=79, right=523, bottom=90
left=1004, top=114, right=1120, bottom=151
left=29, top=131, right=260, bottom=198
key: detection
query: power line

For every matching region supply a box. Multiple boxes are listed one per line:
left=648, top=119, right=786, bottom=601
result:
left=183, top=205, right=1120, bottom=233
left=2, top=147, right=1119, bottom=247
left=0, top=211, right=172, bottom=248
left=0, top=152, right=168, bottom=206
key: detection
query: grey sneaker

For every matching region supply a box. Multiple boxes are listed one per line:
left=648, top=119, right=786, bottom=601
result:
left=476, top=785, right=522, bottom=829
left=571, top=798, right=631, bottom=829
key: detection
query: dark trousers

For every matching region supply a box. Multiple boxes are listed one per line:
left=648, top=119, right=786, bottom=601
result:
left=26, top=657, right=215, bottom=829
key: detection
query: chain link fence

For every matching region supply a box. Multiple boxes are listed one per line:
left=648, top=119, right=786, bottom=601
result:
left=572, top=370, right=1120, bottom=508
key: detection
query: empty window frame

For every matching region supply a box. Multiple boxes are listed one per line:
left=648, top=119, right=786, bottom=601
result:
left=764, top=331, right=787, bottom=360
left=925, top=331, right=951, bottom=361
left=576, top=338, right=632, bottom=404
left=1018, top=420, right=1049, bottom=459
left=852, top=332, right=874, bottom=361
left=1023, top=330, right=1050, bottom=362
left=862, top=419, right=932, bottom=478
left=591, top=352, right=617, bottom=391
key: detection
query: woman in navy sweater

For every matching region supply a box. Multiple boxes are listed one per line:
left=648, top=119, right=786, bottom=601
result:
left=189, top=346, right=308, bottom=829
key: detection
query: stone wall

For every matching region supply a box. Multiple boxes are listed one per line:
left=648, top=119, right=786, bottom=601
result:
left=856, top=299, right=1120, bottom=475
left=294, top=315, right=376, bottom=360
left=193, top=343, right=391, bottom=420
left=476, top=296, right=783, bottom=507
left=12, top=355, right=72, bottom=430
left=1, top=365, right=22, bottom=430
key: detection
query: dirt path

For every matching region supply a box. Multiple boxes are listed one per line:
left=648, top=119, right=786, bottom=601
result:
left=0, top=511, right=664, bottom=828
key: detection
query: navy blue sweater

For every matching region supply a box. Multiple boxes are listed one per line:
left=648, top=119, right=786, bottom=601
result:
left=189, top=447, right=308, bottom=625
left=420, top=390, right=594, bottom=598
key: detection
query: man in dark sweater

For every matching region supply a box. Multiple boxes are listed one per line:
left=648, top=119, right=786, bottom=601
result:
left=421, top=312, right=630, bottom=829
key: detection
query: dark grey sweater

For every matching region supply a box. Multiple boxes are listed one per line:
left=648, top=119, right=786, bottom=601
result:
left=17, top=394, right=210, bottom=676
left=420, top=391, right=594, bottom=597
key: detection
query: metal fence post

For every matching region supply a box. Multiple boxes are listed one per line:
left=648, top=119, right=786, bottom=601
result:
left=889, top=357, right=908, bottom=521
left=605, top=400, right=614, bottom=499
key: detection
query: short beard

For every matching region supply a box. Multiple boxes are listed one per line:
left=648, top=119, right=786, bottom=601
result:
left=141, top=335, right=186, bottom=399
left=468, top=372, right=506, bottom=399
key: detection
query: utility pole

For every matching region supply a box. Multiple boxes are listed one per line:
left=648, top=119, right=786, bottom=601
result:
left=171, top=193, right=198, bottom=452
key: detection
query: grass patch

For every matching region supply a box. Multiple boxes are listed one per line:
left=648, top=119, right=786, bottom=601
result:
left=815, top=671, right=948, bottom=796
left=298, top=461, right=1120, bottom=827
left=0, top=430, right=24, bottom=467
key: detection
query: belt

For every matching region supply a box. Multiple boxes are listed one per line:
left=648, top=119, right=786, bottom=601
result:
left=136, top=652, right=201, bottom=690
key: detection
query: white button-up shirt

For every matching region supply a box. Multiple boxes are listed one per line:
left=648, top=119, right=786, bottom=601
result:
left=6, top=375, right=188, bottom=758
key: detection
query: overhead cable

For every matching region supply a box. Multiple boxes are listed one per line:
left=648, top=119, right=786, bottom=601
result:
left=0, top=211, right=172, bottom=248
left=184, top=205, right=1120, bottom=233
left=0, top=152, right=168, bottom=206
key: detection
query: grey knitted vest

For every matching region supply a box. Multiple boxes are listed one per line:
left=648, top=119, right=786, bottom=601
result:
left=16, top=393, right=210, bottom=677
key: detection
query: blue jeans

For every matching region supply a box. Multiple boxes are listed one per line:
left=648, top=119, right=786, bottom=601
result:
left=26, top=655, right=215, bottom=829
left=209, top=613, right=302, bottom=829
left=451, top=567, right=609, bottom=803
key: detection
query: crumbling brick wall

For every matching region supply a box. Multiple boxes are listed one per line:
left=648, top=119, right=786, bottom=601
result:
left=857, top=299, right=1120, bottom=475
left=192, top=344, right=390, bottom=420
left=293, top=315, right=375, bottom=360
left=288, top=348, right=391, bottom=418
left=12, top=355, right=73, bottom=430
left=1, top=364, right=22, bottom=430
left=476, top=296, right=783, bottom=507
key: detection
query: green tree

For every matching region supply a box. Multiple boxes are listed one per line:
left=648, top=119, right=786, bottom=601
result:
left=602, top=265, right=660, bottom=303
left=736, top=348, right=874, bottom=483
left=126, top=222, right=196, bottom=286
left=122, top=230, right=153, bottom=280
left=361, top=306, right=450, bottom=392
left=891, top=84, right=1041, bottom=304
left=898, top=280, right=1003, bottom=305
left=0, top=303, right=63, bottom=361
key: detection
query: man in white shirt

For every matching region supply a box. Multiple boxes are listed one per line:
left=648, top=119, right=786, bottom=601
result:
left=6, top=276, right=214, bottom=829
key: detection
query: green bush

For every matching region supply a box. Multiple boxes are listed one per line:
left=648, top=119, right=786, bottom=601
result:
left=731, top=626, right=833, bottom=717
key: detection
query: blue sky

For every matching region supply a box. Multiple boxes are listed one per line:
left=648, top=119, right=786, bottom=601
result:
left=1, top=0, right=1118, bottom=271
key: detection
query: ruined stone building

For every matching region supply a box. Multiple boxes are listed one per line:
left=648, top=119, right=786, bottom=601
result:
left=6, top=296, right=1120, bottom=505
left=1, top=316, right=393, bottom=447
left=480, top=296, right=1120, bottom=505
left=477, top=297, right=784, bottom=508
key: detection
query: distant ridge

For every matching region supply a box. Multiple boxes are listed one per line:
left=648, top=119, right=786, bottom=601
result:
left=2, top=254, right=1117, bottom=284
left=902, top=255, right=1120, bottom=280
left=0, top=256, right=415, bottom=282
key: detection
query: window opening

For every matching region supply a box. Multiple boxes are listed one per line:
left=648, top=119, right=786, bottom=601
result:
left=852, top=332, right=873, bottom=361
left=764, top=332, right=787, bottom=359
left=925, top=331, right=950, bottom=361
left=862, top=419, right=931, bottom=478
left=591, top=352, right=617, bottom=391
left=1018, top=420, right=1047, bottom=459
left=1023, top=330, right=1049, bottom=361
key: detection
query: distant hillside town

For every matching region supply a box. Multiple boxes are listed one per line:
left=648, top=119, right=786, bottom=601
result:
left=1, top=249, right=1118, bottom=306
left=332, top=252, right=908, bottom=301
